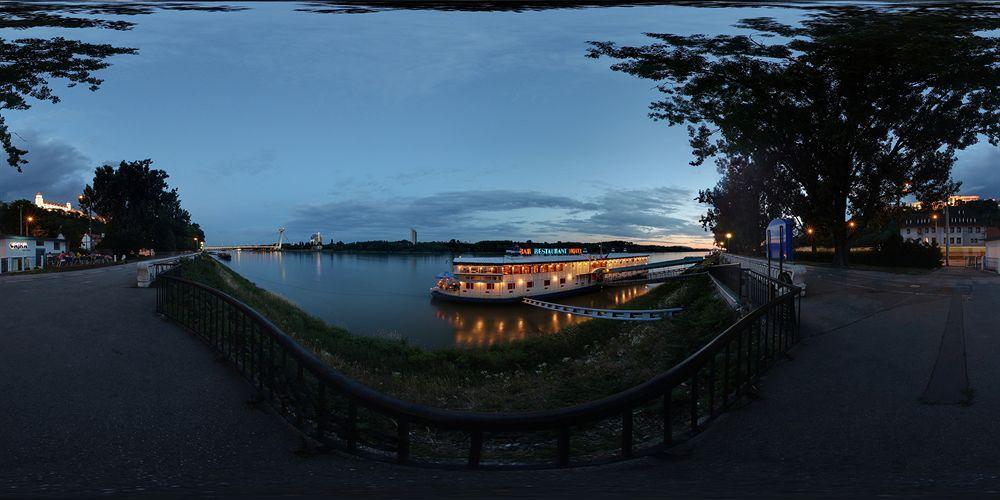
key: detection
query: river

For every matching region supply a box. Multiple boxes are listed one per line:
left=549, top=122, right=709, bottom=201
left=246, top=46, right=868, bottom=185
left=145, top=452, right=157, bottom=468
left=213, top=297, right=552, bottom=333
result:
left=220, top=251, right=706, bottom=349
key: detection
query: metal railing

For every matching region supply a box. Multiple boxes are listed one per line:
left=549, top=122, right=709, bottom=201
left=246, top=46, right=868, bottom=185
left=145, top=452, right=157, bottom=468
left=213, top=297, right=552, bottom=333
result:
left=154, top=268, right=801, bottom=469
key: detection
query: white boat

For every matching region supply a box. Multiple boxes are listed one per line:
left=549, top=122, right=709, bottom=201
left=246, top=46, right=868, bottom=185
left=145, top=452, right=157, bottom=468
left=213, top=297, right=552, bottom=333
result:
left=430, top=248, right=649, bottom=303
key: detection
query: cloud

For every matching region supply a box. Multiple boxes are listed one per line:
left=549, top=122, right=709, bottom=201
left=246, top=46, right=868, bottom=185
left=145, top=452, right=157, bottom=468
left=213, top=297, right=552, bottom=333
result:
left=285, top=186, right=708, bottom=243
left=210, top=149, right=278, bottom=178
left=952, top=144, right=1000, bottom=198
left=0, top=131, right=92, bottom=203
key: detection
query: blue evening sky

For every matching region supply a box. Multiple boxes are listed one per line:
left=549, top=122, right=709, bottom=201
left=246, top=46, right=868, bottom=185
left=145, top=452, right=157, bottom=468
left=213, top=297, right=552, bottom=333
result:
left=1, top=3, right=996, bottom=246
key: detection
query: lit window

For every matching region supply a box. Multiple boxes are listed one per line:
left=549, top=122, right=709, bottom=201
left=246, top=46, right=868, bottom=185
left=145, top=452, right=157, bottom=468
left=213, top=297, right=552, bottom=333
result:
left=486, top=282, right=495, bottom=290
left=464, top=282, right=473, bottom=290
left=507, top=282, right=515, bottom=290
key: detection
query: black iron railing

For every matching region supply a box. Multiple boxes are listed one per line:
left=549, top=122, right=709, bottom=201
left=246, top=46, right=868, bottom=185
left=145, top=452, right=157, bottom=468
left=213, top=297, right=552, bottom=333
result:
left=154, top=268, right=800, bottom=469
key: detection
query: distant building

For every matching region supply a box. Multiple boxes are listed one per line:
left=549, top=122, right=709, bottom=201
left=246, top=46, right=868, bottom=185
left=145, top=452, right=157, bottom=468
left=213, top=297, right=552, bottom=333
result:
left=81, top=232, right=103, bottom=251
left=0, top=233, right=67, bottom=273
left=309, top=232, right=323, bottom=250
left=909, top=195, right=984, bottom=210
left=410, top=228, right=417, bottom=245
left=986, top=229, right=999, bottom=273
left=900, top=198, right=999, bottom=264
left=34, top=192, right=82, bottom=215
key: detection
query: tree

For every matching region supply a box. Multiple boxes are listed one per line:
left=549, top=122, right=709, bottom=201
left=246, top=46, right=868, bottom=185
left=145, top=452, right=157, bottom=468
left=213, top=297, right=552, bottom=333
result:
left=0, top=2, right=245, bottom=170
left=587, top=5, right=1000, bottom=265
left=82, top=159, right=204, bottom=253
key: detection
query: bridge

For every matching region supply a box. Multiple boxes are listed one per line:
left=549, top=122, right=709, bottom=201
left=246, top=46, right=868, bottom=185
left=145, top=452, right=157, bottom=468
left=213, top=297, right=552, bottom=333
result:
left=203, top=228, right=286, bottom=252
left=522, top=296, right=683, bottom=320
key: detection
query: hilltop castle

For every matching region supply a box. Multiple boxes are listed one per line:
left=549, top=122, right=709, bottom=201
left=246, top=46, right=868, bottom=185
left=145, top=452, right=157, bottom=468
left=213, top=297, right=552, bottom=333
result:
left=34, top=192, right=83, bottom=215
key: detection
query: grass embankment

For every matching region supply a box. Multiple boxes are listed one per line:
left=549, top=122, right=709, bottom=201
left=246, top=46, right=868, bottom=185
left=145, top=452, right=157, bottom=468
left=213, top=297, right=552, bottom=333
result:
left=174, top=255, right=734, bottom=412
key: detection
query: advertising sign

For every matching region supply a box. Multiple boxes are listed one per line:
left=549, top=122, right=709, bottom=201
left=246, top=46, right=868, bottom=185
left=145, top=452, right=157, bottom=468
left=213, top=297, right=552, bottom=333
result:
left=519, top=248, right=584, bottom=256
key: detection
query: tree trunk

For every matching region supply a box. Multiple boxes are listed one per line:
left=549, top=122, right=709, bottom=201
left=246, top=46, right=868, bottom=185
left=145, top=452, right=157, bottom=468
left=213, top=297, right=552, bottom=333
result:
left=832, top=231, right=850, bottom=267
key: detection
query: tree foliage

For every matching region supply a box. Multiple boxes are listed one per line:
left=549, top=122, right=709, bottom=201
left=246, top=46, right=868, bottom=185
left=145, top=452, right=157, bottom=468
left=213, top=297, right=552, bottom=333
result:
left=82, top=159, right=203, bottom=253
left=587, top=5, right=1000, bottom=265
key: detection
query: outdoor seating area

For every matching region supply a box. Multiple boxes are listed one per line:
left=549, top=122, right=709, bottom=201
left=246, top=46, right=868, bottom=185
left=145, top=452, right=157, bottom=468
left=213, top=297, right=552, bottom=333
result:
left=48, top=252, right=116, bottom=269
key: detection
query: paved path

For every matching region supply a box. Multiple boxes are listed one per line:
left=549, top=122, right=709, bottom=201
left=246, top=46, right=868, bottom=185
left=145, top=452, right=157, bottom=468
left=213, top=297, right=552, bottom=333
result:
left=1, top=264, right=999, bottom=496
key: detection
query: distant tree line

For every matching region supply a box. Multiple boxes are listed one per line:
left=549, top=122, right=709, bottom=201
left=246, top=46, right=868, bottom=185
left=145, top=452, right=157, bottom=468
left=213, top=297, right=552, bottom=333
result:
left=280, top=238, right=707, bottom=253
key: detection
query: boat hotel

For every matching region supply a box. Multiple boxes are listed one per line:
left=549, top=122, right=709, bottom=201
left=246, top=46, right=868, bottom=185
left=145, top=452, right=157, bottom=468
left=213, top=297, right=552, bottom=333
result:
left=431, top=248, right=649, bottom=303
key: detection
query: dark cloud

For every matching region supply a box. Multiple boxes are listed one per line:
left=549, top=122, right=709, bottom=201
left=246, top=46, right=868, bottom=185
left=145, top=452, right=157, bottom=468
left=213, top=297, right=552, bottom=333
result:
left=952, top=146, right=1000, bottom=199
left=0, top=131, right=92, bottom=204
left=286, top=186, right=706, bottom=243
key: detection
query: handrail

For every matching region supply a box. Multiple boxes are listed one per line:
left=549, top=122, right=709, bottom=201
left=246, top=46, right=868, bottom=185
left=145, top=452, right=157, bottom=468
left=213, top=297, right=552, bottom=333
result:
left=154, top=267, right=801, bottom=468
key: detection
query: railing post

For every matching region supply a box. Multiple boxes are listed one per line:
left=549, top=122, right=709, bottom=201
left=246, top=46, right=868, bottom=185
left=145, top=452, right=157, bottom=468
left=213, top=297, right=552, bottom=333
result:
left=557, top=427, right=570, bottom=467
left=621, top=408, right=633, bottom=458
left=396, top=419, right=410, bottom=464
left=663, top=388, right=673, bottom=445
left=690, top=370, right=699, bottom=432
left=468, top=430, right=483, bottom=469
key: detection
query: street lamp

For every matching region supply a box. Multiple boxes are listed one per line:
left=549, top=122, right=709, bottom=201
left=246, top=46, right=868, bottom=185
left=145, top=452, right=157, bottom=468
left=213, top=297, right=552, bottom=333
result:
left=806, top=227, right=816, bottom=253
left=724, top=232, right=733, bottom=250
left=25, top=216, right=34, bottom=237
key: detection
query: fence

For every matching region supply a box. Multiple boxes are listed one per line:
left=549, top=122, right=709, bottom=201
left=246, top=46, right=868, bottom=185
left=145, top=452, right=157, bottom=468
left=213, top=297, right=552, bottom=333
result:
left=154, top=268, right=801, bottom=469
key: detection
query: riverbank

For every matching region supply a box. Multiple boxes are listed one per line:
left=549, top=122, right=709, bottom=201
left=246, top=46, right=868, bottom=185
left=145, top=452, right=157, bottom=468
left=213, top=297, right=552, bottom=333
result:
left=173, top=255, right=732, bottom=411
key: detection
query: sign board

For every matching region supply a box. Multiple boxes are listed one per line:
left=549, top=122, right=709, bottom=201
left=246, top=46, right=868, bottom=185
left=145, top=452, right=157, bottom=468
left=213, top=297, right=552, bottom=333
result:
left=519, top=248, right=584, bottom=256
left=766, top=219, right=795, bottom=261
left=8, top=241, right=29, bottom=250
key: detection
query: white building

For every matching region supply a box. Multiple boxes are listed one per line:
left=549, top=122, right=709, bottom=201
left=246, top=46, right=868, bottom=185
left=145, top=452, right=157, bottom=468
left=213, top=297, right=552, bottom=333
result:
left=986, top=229, right=1000, bottom=273
left=34, top=192, right=82, bottom=215
left=0, top=234, right=67, bottom=273
left=900, top=201, right=997, bottom=265
left=410, top=228, right=417, bottom=245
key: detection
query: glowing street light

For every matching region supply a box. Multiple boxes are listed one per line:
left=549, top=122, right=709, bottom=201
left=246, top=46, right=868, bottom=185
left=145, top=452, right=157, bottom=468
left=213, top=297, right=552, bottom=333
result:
left=848, top=221, right=856, bottom=229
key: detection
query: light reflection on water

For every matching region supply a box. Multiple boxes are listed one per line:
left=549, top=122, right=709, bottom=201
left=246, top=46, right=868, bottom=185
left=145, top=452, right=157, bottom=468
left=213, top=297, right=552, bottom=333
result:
left=221, top=251, right=704, bottom=350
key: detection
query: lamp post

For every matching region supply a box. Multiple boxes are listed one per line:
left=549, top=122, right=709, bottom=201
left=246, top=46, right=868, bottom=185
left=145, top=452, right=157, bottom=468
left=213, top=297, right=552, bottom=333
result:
left=932, top=213, right=938, bottom=246
left=724, top=232, right=733, bottom=251
left=25, top=215, right=34, bottom=237
left=807, top=227, right=816, bottom=253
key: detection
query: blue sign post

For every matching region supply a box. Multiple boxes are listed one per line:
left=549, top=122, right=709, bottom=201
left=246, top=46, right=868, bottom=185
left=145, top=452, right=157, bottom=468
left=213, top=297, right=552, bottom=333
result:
left=766, top=218, right=795, bottom=275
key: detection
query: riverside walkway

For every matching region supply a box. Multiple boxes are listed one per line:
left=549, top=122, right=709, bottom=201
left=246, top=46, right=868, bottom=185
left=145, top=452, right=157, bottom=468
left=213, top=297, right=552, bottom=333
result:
left=1, top=263, right=999, bottom=496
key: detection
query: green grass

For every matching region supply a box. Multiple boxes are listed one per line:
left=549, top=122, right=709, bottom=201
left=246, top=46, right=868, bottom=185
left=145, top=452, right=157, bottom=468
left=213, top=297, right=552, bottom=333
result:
left=173, top=255, right=734, bottom=412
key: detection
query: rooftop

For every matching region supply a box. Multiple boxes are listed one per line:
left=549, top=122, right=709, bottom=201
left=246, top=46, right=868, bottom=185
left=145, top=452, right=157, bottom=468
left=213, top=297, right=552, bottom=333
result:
left=453, top=252, right=649, bottom=265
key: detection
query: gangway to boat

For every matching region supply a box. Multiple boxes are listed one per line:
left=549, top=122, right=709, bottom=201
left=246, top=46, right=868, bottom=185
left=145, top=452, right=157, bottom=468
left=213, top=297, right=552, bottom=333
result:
left=522, top=297, right=682, bottom=321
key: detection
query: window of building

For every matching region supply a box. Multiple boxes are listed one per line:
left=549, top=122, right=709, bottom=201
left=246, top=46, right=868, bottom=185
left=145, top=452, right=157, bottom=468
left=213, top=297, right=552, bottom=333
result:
left=507, top=282, right=515, bottom=290
left=526, top=281, right=534, bottom=288
left=906, top=228, right=911, bottom=234
left=36, top=240, right=44, bottom=246
left=957, top=237, right=962, bottom=244
left=53, top=241, right=60, bottom=250
left=544, top=279, right=551, bottom=287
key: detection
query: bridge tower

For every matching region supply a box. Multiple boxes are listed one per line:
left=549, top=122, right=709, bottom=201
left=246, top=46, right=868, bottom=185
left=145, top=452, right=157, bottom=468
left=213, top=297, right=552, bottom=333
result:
left=275, top=227, right=285, bottom=251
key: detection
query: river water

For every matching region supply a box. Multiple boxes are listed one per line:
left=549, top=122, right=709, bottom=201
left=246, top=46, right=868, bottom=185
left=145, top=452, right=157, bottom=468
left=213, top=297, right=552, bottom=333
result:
left=221, top=251, right=705, bottom=349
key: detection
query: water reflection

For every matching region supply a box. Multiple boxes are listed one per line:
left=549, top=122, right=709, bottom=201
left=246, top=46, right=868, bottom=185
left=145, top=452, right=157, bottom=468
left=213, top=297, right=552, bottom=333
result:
left=432, top=283, right=655, bottom=348
left=221, top=251, right=690, bottom=349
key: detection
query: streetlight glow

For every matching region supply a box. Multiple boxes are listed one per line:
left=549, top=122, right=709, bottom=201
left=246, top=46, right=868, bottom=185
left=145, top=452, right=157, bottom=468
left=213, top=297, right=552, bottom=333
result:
left=725, top=232, right=733, bottom=239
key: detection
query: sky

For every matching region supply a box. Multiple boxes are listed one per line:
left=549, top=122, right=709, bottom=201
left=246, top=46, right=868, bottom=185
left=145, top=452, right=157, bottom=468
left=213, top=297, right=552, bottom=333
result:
left=0, top=2, right=997, bottom=247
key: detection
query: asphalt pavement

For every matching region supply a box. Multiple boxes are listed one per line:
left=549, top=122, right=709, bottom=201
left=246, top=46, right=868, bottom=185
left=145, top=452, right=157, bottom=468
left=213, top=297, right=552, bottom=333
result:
left=1, top=263, right=999, bottom=496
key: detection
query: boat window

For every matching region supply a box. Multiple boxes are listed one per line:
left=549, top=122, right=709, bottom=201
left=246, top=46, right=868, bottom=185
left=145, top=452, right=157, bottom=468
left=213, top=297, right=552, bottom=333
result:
left=503, top=266, right=511, bottom=274
left=560, top=278, right=566, bottom=284
left=527, top=281, right=534, bottom=288
left=486, top=282, right=495, bottom=290
left=531, top=265, right=539, bottom=273
left=544, top=279, right=551, bottom=287
left=507, top=283, right=515, bottom=290
left=464, top=282, right=472, bottom=289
